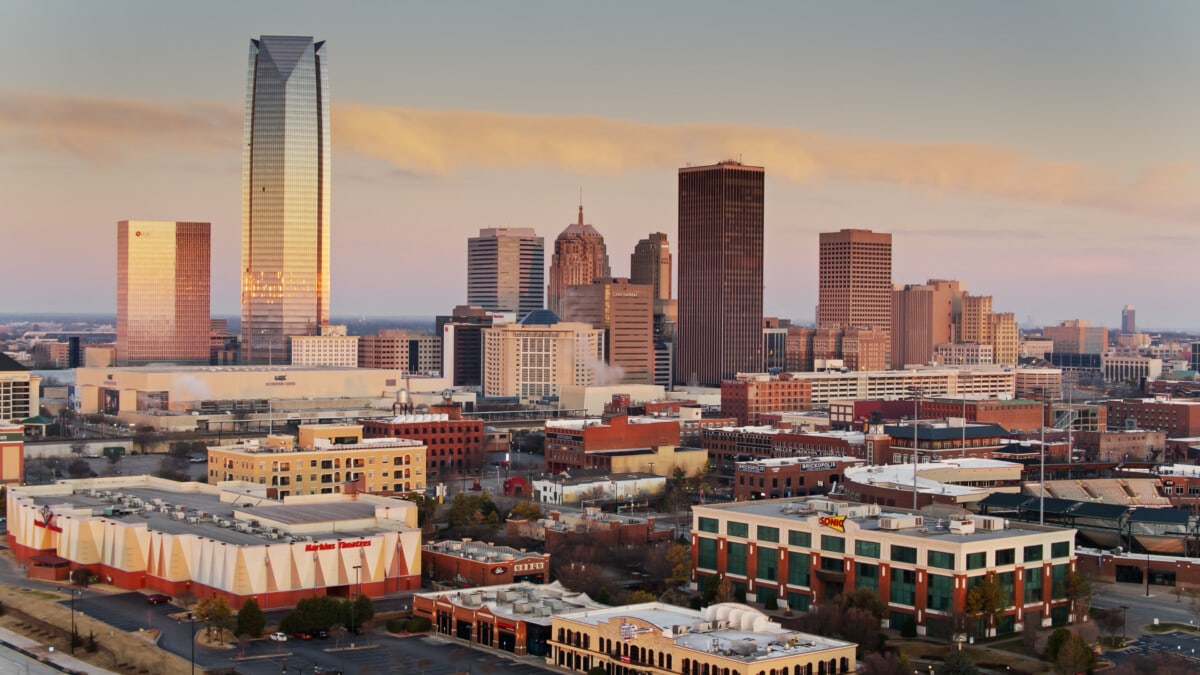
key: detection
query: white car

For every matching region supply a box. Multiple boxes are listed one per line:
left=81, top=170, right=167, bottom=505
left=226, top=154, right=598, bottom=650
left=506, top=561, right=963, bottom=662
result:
left=269, top=632, right=288, bottom=642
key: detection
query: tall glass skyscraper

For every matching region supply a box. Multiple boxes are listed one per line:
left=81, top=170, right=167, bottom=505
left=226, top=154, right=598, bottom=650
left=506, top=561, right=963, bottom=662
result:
left=241, top=36, right=330, bottom=365
left=117, top=220, right=212, bottom=366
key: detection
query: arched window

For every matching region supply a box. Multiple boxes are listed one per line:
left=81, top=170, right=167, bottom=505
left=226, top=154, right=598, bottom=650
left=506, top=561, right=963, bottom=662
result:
left=839, top=658, right=849, bottom=673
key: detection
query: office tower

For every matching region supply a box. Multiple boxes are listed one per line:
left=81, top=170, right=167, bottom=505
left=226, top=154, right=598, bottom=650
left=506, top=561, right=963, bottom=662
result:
left=959, top=294, right=993, bottom=345
left=359, top=330, right=441, bottom=374
left=990, top=312, right=1019, bottom=366
left=1121, top=305, right=1136, bottom=334
left=675, top=161, right=764, bottom=386
left=290, top=325, right=359, bottom=367
left=891, top=279, right=963, bottom=367
left=116, top=220, right=211, bottom=365
left=467, top=228, right=545, bottom=317
left=437, top=305, right=503, bottom=387
left=1044, top=320, right=1108, bottom=354
left=547, top=207, right=611, bottom=316
left=558, top=278, right=655, bottom=385
left=0, top=354, right=40, bottom=422
left=241, top=36, right=331, bottom=365
left=482, top=311, right=604, bottom=402
left=816, top=229, right=893, bottom=335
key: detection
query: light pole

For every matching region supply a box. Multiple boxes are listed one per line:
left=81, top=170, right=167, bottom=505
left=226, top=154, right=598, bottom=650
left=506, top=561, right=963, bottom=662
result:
left=1119, top=604, right=1128, bottom=641
left=1146, top=550, right=1152, bottom=597
left=70, top=587, right=82, bottom=654
left=187, top=611, right=197, bottom=675
left=351, top=564, right=361, bottom=634
left=1040, top=402, right=1046, bottom=526
left=911, top=388, right=921, bottom=510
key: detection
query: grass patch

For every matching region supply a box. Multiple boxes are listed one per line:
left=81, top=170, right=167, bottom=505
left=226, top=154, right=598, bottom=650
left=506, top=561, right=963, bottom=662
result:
left=1145, top=622, right=1200, bottom=634
left=20, top=589, right=63, bottom=601
left=991, top=638, right=1035, bottom=657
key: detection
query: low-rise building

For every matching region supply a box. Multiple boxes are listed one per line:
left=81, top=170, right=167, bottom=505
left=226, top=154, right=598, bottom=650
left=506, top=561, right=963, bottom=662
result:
left=362, top=403, right=484, bottom=479
left=532, top=470, right=666, bottom=506
left=1074, top=429, right=1166, bottom=462
left=289, top=328, right=359, bottom=367
left=506, top=507, right=676, bottom=549
left=721, top=374, right=813, bottom=426
left=1107, top=398, right=1200, bottom=437
left=692, top=498, right=1078, bottom=637
left=734, top=456, right=866, bottom=501
left=422, top=539, right=550, bottom=587
left=207, top=424, right=425, bottom=497
left=414, top=581, right=604, bottom=657
left=551, top=601, right=857, bottom=675
left=841, top=459, right=1024, bottom=509
left=545, top=414, right=679, bottom=473
left=0, top=423, right=24, bottom=484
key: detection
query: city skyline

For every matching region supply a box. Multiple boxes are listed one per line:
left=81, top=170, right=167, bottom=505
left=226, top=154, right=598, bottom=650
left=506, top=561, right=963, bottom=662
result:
left=3, top=2, right=1199, bottom=329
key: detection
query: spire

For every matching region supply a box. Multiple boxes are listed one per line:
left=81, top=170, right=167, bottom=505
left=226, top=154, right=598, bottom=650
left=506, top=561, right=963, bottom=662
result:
left=578, top=187, right=584, bottom=227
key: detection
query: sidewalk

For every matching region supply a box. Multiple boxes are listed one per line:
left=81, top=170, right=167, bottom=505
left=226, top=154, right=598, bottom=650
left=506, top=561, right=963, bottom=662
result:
left=0, top=624, right=118, bottom=674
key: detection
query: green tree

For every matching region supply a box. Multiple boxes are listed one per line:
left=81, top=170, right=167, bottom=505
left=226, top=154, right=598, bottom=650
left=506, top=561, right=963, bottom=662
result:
left=840, top=588, right=887, bottom=621
left=665, top=543, right=691, bottom=587
left=965, top=573, right=1006, bottom=634
left=351, top=594, right=375, bottom=627
left=404, top=492, right=438, bottom=527
left=1064, top=571, right=1091, bottom=618
left=235, top=598, right=265, bottom=637
left=941, top=650, right=980, bottom=675
left=1045, top=627, right=1071, bottom=663
left=448, top=492, right=499, bottom=528
left=506, top=501, right=542, bottom=521
left=195, top=596, right=233, bottom=642
left=627, top=590, right=656, bottom=604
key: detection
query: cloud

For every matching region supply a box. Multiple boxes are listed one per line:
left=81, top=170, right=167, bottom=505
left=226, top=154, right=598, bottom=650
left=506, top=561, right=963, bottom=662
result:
left=2, top=89, right=1197, bottom=218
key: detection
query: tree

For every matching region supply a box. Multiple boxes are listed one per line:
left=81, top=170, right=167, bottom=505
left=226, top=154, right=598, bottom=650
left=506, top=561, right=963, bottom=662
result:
left=965, top=573, right=1006, bottom=635
left=352, top=594, right=374, bottom=627
left=1053, top=633, right=1096, bottom=675
left=627, top=590, right=656, bottom=604
left=23, top=459, right=53, bottom=485
left=859, top=654, right=909, bottom=675
left=506, top=501, right=542, bottom=521
left=1064, top=571, right=1091, bottom=618
left=1045, top=627, right=1071, bottom=663
left=841, top=588, right=887, bottom=621
left=447, top=492, right=499, bottom=529
left=329, top=625, right=349, bottom=648
left=941, top=650, right=980, bottom=675
left=664, top=543, right=691, bottom=588
left=194, top=596, right=233, bottom=642
left=156, top=456, right=189, bottom=481
left=235, top=598, right=265, bottom=637
left=1095, top=606, right=1124, bottom=644
left=67, top=459, right=93, bottom=479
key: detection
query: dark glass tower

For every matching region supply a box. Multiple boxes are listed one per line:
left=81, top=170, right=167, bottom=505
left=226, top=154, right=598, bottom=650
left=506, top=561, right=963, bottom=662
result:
left=241, top=36, right=331, bottom=365
left=675, top=161, right=764, bottom=386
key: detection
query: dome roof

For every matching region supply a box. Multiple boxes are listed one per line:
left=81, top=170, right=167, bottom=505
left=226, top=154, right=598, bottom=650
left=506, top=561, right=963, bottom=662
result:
left=519, top=309, right=561, bottom=326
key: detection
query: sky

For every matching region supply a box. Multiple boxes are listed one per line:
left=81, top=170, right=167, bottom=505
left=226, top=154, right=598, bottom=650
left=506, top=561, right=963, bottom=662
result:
left=2, top=1, right=1199, bottom=330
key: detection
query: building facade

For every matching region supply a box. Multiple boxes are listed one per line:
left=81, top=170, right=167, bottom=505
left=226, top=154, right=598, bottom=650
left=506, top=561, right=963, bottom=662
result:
left=734, top=457, right=866, bottom=501
left=720, top=375, right=814, bottom=426
left=361, top=405, right=484, bottom=478
left=558, top=279, right=655, bottom=385
left=207, top=424, right=426, bottom=497
left=1106, top=398, right=1200, bottom=437
left=692, top=499, right=1077, bottom=636
left=290, top=333, right=359, bottom=367
left=816, top=229, right=892, bottom=361
left=547, top=207, right=612, bottom=316
left=482, top=312, right=604, bottom=402
left=468, top=227, right=545, bottom=317
left=544, top=415, right=680, bottom=473
left=0, top=424, right=24, bottom=485
left=358, top=330, right=441, bottom=374
left=116, top=220, right=211, bottom=365
left=676, top=161, right=764, bottom=386
left=422, top=540, right=550, bottom=587
left=891, top=279, right=962, bottom=368
left=1044, top=320, right=1108, bottom=355
left=0, top=355, right=39, bottom=423
left=241, top=36, right=331, bottom=365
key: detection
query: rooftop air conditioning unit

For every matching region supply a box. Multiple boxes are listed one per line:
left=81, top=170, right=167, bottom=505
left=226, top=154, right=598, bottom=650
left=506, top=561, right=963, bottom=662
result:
left=171, top=512, right=185, bottom=521
left=185, top=516, right=198, bottom=524
left=218, top=519, right=233, bottom=528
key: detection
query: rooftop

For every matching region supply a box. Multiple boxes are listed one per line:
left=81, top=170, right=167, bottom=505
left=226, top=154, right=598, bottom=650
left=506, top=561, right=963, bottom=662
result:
left=416, top=581, right=602, bottom=626
left=424, top=539, right=543, bottom=563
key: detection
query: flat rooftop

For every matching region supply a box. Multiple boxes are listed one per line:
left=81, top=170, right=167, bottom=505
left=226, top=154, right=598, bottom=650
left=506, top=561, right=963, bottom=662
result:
left=545, top=416, right=677, bottom=430
left=417, top=581, right=602, bottom=626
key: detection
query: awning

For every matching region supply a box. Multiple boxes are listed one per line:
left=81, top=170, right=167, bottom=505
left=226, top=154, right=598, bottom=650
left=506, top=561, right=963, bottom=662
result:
left=29, top=553, right=70, bottom=567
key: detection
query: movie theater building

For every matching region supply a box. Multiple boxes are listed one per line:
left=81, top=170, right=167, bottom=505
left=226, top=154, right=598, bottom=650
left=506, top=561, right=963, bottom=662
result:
left=550, top=601, right=856, bottom=675
left=6, top=475, right=422, bottom=609
left=692, top=498, right=1077, bottom=637
left=423, top=539, right=551, bottom=586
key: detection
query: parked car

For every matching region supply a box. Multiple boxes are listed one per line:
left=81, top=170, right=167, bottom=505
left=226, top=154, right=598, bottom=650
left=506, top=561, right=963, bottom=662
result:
left=314, top=629, right=329, bottom=640
left=269, top=632, right=287, bottom=642
left=189, top=455, right=206, bottom=463
left=146, top=593, right=172, bottom=605
left=292, top=631, right=314, bottom=641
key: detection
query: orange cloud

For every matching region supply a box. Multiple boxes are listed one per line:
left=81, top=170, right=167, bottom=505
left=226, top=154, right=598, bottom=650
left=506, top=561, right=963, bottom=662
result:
left=2, top=90, right=1196, bottom=218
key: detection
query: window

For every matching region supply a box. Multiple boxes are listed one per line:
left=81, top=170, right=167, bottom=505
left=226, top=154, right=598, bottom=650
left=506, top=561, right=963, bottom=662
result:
left=928, top=551, right=955, bottom=570
left=997, top=572, right=1015, bottom=607
left=1024, top=568, right=1044, bottom=604
left=698, top=517, right=719, bottom=534
left=855, top=541, right=880, bottom=559
left=789, top=531, right=811, bottom=548
left=821, top=535, right=845, bottom=553
left=787, top=552, right=810, bottom=587
left=996, top=548, right=1015, bottom=565
left=697, top=538, right=718, bottom=570
left=757, top=548, right=778, bottom=581
left=890, top=568, right=916, bottom=605
left=1051, top=563, right=1070, bottom=599
left=757, top=526, right=779, bottom=543
left=967, top=552, right=986, bottom=570
left=727, top=542, right=747, bottom=576
left=856, top=563, right=879, bottom=593
left=891, top=545, right=917, bottom=564
left=820, top=557, right=843, bottom=573
left=727, top=521, right=749, bottom=538
left=1051, top=541, right=1070, bottom=558
left=1023, top=545, right=1043, bottom=563
left=927, top=574, right=953, bottom=611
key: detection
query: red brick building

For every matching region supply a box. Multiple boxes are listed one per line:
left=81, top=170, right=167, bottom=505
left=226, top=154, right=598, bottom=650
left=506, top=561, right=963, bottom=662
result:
left=1074, top=430, right=1166, bottom=462
left=544, top=414, right=680, bottom=473
left=422, top=540, right=550, bottom=587
left=884, top=422, right=1011, bottom=463
left=919, top=398, right=1044, bottom=433
left=721, top=375, right=813, bottom=425
left=704, top=427, right=891, bottom=478
left=733, top=456, right=865, bottom=500
left=361, top=403, right=484, bottom=479
left=1106, top=398, right=1200, bottom=437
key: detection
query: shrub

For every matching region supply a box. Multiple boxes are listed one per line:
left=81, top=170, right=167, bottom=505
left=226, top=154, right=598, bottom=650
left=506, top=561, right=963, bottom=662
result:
left=900, top=618, right=917, bottom=638
left=1045, top=627, right=1071, bottom=662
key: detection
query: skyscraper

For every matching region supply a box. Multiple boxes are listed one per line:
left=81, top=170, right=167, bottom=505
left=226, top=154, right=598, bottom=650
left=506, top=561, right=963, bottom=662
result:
left=467, top=227, right=545, bottom=317
left=675, top=161, right=764, bottom=386
left=631, top=232, right=672, bottom=305
left=1121, top=304, right=1136, bottom=334
left=241, top=36, right=331, bottom=365
left=816, top=229, right=893, bottom=362
left=891, top=279, right=962, bottom=367
left=116, top=220, right=211, bottom=365
left=558, top=278, right=655, bottom=385
left=547, top=207, right=611, bottom=316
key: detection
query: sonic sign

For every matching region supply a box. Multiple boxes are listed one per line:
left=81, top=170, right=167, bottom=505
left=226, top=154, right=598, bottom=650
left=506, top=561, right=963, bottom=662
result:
left=818, top=515, right=846, bottom=533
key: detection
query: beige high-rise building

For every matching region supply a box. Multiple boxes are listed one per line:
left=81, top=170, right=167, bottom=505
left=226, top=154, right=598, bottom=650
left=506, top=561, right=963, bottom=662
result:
left=891, top=279, right=963, bottom=367
left=1043, top=320, right=1108, bottom=354
left=468, top=227, right=545, bottom=317
left=816, top=229, right=892, bottom=363
left=990, top=312, right=1019, bottom=366
left=358, top=330, right=441, bottom=374
left=547, top=207, right=611, bottom=316
left=482, top=311, right=604, bottom=402
left=290, top=325, right=359, bottom=367
left=558, top=278, right=654, bottom=385
left=959, top=294, right=993, bottom=345
left=116, top=220, right=211, bottom=365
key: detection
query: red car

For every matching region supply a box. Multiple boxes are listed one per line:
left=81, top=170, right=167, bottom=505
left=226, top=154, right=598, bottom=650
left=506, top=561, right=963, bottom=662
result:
left=146, top=593, right=172, bottom=605
left=292, top=631, right=314, bottom=641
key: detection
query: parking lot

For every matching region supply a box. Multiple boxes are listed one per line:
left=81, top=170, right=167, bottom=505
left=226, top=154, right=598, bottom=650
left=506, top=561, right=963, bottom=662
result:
left=1109, top=630, right=1200, bottom=666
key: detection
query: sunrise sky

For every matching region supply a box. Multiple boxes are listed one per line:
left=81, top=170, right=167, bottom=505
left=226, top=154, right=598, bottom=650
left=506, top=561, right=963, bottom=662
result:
left=3, top=1, right=1199, bottom=329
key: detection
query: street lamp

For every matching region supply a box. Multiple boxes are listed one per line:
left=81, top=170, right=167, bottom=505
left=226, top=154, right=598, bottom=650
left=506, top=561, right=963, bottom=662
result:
left=69, top=587, right=82, bottom=654
left=351, top=564, right=362, bottom=636
left=910, top=388, right=921, bottom=510
left=1119, top=604, right=1128, bottom=641
left=187, top=611, right=197, bottom=675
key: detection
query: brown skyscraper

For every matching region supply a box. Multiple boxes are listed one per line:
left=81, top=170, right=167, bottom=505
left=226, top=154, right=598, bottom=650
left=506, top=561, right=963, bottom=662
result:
left=891, top=279, right=963, bottom=367
left=547, top=207, right=611, bottom=316
left=559, top=278, right=655, bottom=385
left=116, top=220, right=211, bottom=365
left=816, top=229, right=892, bottom=363
left=676, top=161, right=764, bottom=386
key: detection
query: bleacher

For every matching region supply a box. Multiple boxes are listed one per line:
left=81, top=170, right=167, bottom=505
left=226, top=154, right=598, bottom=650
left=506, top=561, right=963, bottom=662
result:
left=1123, top=478, right=1170, bottom=506
left=1045, top=480, right=1094, bottom=502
